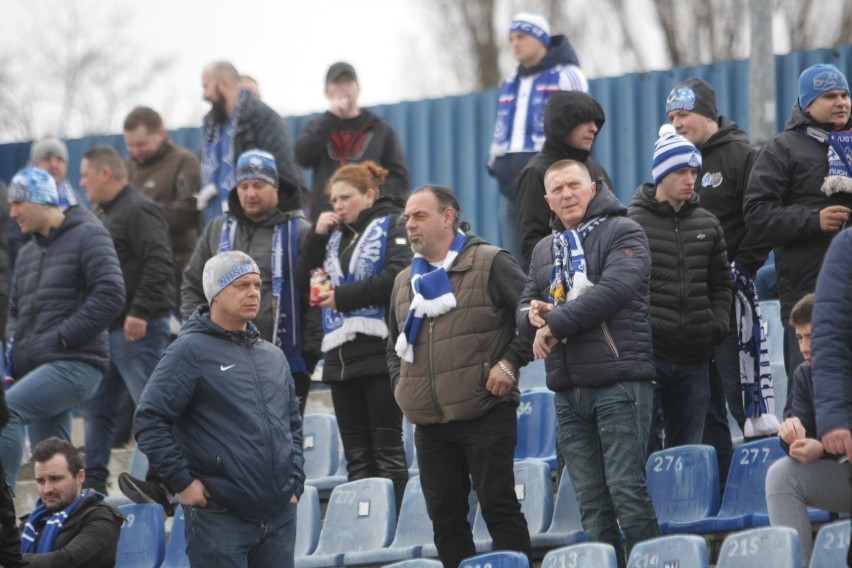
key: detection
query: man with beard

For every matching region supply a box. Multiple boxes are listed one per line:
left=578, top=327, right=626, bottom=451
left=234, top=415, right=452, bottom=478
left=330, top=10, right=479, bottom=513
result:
left=198, top=61, right=305, bottom=225
left=515, top=91, right=612, bottom=263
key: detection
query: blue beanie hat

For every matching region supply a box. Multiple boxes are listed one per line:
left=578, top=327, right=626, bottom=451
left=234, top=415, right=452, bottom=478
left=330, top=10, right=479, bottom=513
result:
left=798, top=64, right=849, bottom=110
left=9, top=167, right=59, bottom=205
left=235, top=149, right=278, bottom=189
left=652, top=124, right=702, bottom=185
left=509, top=12, right=551, bottom=46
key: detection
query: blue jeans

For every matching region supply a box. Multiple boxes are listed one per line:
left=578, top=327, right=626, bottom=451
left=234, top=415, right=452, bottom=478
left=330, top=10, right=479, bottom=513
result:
left=83, top=318, right=170, bottom=484
left=555, top=381, right=659, bottom=568
left=649, top=356, right=710, bottom=453
left=492, top=152, right=536, bottom=273
left=185, top=500, right=296, bottom=568
left=0, top=360, right=103, bottom=489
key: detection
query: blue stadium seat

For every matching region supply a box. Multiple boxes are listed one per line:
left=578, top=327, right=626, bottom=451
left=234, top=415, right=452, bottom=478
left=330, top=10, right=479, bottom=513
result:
left=296, top=485, right=321, bottom=558
left=384, top=560, right=443, bottom=568
left=645, top=444, right=720, bottom=533
left=459, top=551, right=529, bottom=568
left=717, top=526, right=802, bottom=568
left=472, top=460, right=553, bottom=552
left=666, top=438, right=785, bottom=534
left=518, top=359, right=547, bottom=392
left=344, top=476, right=434, bottom=565
left=811, top=520, right=851, bottom=568
left=295, top=478, right=397, bottom=568
left=541, top=543, right=618, bottom=568
left=117, top=503, right=166, bottom=568
left=514, top=390, right=557, bottom=469
left=627, top=535, right=709, bottom=568
left=160, top=505, right=188, bottom=568
left=302, top=413, right=340, bottom=481
left=403, top=417, right=419, bottom=477
left=530, top=467, right=587, bottom=550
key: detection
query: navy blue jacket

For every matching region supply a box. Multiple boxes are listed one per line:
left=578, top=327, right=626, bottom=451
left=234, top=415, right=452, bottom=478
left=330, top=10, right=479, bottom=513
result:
left=134, top=307, right=305, bottom=523
left=517, top=184, right=656, bottom=390
left=10, top=206, right=125, bottom=377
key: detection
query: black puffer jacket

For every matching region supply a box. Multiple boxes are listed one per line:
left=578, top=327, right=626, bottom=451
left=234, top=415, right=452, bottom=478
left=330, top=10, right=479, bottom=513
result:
left=697, top=118, right=769, bottom=275
left=744, top=103, right=852, bottom=320
left=517, top=184, right=655, bottom=390
left=296, top=196, right=412, bottom=381
left=628, top=184, right=732, bottom=362
left=515, top=91, right=613, bottom=262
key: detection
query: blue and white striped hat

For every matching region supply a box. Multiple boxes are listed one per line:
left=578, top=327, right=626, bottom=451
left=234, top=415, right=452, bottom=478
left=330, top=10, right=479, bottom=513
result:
left=652, top=124, right=702, bottom=185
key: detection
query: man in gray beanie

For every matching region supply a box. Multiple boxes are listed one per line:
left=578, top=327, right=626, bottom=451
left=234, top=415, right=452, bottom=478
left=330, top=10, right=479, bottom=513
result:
left=135, top=250, right=304, bottom=568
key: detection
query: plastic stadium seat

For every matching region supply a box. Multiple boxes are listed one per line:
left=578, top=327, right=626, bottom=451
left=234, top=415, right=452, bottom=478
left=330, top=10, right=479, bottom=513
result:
left=518, top=359, right=547, bottom=392
left=472, top=460, right=553, bottom=552
left=717, top=526, right=802, bottom=568
left=811, top=520, right=851, bottom=568
left=645, top=444, right=720, bottom=533
left=627, top=534, right=709, bottom=568
left=384, top=560, right=443, bottom=568
left=116, top=503, right=166, bottom=568
left=403, top=417, right=419, bottom=477
left=514, top=390, right=557, bottom=468
left=344, top=476, right=434, bottom=565
left=530, top=467, right=587, bottom=550
left=666, top=438, right=785, bottom=534
left=296, top=485, right=321, bottom=558
left=541, top=543, right=618, bottom=568
left=760, top=299, right=787, bottom=422
left=302, top=413, right=340, bottom=481
left=160, top=505, right=188, bottom=568
left=459, top=550, right=529, bottom=568
left=295, top=478, right=397, bottom=568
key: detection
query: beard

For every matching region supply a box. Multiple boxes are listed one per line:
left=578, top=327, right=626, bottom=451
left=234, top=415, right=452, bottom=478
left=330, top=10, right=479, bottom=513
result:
left=210, top=87, right=229, bottom=123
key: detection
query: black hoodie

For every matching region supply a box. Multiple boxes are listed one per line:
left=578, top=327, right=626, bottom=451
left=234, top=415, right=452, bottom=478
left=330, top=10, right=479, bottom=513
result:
left=515, top=91, right=613, bottom=262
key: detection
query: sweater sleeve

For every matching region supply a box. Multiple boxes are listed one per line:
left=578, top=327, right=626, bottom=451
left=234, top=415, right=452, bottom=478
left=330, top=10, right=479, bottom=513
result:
left=294, top=114, right=337, bottom=168
left=126, top=203, right=175, bottom=320
left=488, top=250, right=533, bottom=371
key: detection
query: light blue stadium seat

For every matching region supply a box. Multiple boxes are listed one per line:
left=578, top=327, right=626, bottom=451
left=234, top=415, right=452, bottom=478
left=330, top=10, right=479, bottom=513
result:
left=627, top=534, right=709, bottom=568
left=518, top=359, right=547, bottom=392
left=344, top=476, right=433, bottom=565
left=384, top=560, right=443, bottom=568
left=717, top=526, right=802, bottom=568
left=403, top=417, right=419, bottom=477
left=760, top=299, right=787, bottom=422
left=472, top=460, right=553, bottom=552
left=530, top=467, right=587, bottom=550
left=514, top=390, right=557, bottom=469
left=541, top=543, right=618, bottom=568
left=117, top=503, right=166, bottom=568
left=666, top=438, right=784, bottom=534
left=295, top=478, right=397, bottom=568
left=296, top=485, right=321, bottom=558
left=811, top=520, right=851, bottom=568
left=302, top=413, right=340, bottom=481
left=459, top=550, right=529, bottom=568
left=160, top=505, right=188, bottom=568
left=646, top=444, right=720, bottom=533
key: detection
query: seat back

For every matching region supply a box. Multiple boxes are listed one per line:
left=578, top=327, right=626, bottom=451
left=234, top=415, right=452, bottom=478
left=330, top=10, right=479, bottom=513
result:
left=717, top=438, right=784, bottom=518
left=646, top=444, right=720, bottom=526
left=295, top=485, right=321, bottom=557
left=116, top=503, right=166, bottom=568
left=518, top=359, right=547, bottom=392
left=546, top=468, right=584, bottom=535
left=811, top=520, right=851, bottom=568
left=459, top=551, right=529, bottom=568
left=390, top=476, right=435, bottom=549
left=160, top=505, right=189, bottom=568
left=313, top=477, right=397, bottom=555
left=541, top=543, right=618, bottom=568
left=302, top=413, right=341, bottom=480
left=717, top=526, right=802, bottom=568
left=403, top=417, right=419, bottom=475
left=384, top=560, right=444, bottom=568
left=627, top=534, right=709, bottom=568
left=515, top=390, right=556, bottom=462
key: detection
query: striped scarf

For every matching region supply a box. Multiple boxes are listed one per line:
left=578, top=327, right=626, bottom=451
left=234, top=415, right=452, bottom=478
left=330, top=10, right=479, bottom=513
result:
left=548, top=216, right=607, bottom=306
left=21, top=491, right=89, bottom=553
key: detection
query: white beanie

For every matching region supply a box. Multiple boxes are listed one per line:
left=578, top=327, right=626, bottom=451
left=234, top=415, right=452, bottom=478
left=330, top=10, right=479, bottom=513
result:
left=202, top=251, right=260, bottom=304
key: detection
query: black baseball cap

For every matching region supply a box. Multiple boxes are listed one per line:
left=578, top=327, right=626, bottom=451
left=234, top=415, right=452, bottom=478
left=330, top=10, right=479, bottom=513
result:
left=326, top=62, right=357, bottom=84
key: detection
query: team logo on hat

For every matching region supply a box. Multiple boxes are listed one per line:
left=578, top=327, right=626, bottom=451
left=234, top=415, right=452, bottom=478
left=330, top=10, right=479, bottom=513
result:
left=813, top=70, right=844, bottom=91
left=688, top=153, right=701, bottom=167
left=666, top=86, right=696, bottom=113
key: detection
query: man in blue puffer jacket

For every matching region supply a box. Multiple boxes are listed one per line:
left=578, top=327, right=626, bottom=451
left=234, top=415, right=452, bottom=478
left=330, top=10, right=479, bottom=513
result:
left=135, top=251, right=304, bottom=568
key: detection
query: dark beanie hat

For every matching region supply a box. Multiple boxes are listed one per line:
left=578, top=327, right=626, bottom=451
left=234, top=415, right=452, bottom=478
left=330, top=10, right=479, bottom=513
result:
left=666, top=78, right=718, bottom=120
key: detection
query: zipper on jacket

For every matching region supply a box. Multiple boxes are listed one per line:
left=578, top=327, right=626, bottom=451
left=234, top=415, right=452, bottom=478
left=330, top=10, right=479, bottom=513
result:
left=674, top=216, right=688, bottom=328
left=338, top=343, right=346, bottom=380
left=427, top=318, right=445, bottom=422
left=244, top=340, right=274, bottom=508
left=32, top=247, right=48, bottom=327
left=600, top=322, right=619, bottom=358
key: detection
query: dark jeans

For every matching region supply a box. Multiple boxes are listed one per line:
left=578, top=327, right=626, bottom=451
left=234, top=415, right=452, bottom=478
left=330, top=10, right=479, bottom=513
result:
left=556, top=381, right=659, bottom=568
left=330, top=373, right=407, bottom=507
left=415, top=403, right=531, bottom=568
left=649, top=356, right=710, bottom=454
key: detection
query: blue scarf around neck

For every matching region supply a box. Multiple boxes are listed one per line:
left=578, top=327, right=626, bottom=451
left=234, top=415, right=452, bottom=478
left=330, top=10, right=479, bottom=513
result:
left=21, top=490, right=91, bottom=553
left=548, top=216, right=606, bottom=306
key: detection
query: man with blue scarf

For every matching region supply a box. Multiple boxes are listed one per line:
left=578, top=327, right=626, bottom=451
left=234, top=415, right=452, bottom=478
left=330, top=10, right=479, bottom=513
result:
left=20, top=437, right=123, bottom=567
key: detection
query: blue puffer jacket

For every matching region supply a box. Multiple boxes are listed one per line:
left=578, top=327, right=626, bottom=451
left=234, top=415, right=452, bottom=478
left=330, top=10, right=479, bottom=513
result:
left=134, top=306, right=305, bottom=522
left=10, top=206, right=125, bottom=378
left=517, top=184, right=656, bottom=390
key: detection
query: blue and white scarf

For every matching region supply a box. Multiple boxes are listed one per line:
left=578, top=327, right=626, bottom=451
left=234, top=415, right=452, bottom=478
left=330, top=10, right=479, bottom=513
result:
left=800, top=126, right=852, bottom=197
left=218, top=214, right=306, bottom=374
left=395, top=230, right=466, bottom=363
left=21, top=490, right=90, bottom=553
left=202, top=89, right=250, bottom=221
left=321, top=214, right=392, bottom=352
left=733, top=262, right=780, bottom=437
left=548, top=217, right=607, bottom=306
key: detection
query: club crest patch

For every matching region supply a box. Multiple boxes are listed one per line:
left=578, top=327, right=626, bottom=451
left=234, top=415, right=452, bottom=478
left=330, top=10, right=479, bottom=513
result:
left=701, top=172, right=723, bottom=188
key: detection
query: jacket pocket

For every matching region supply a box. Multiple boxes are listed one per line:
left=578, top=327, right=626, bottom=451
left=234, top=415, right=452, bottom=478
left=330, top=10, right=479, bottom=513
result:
left=600, top=323, right=620, bottom=359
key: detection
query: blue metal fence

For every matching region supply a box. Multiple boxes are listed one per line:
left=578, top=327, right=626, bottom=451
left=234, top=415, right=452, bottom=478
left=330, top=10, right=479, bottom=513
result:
left=1, top=44, right=850, bottom=245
